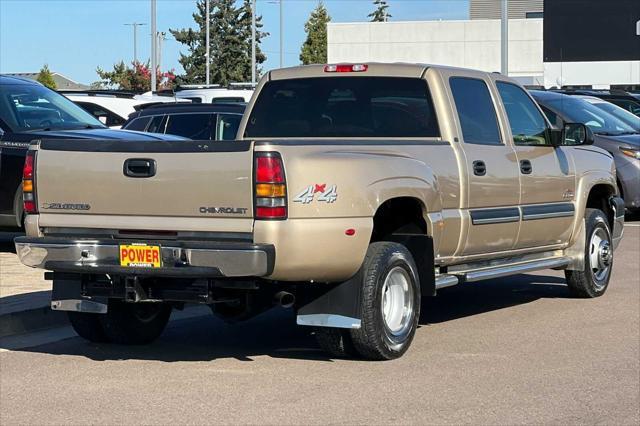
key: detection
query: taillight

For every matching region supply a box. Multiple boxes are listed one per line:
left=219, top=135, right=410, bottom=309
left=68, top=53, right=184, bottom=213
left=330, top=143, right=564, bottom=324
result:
left=23, top=150, right=37, bottom=214
left=254, top=153, right=287, bottom=219
left=324, top=64, right=368, bottom=73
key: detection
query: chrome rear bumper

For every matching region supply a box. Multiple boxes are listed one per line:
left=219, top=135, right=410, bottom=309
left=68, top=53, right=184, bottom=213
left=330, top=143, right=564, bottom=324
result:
left=14, top=237, right=274, bottom=278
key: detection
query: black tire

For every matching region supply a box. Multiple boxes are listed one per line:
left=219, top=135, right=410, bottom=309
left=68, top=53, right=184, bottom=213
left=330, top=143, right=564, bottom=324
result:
left=99, top=300, right=172, bottom=345
left=350, top=242, right=421, bottom=360
left=314, top=328, right=356, bottom=358
left=565, top=208, right=613, bottom=298
left=68, top=311, right=110, bottom=343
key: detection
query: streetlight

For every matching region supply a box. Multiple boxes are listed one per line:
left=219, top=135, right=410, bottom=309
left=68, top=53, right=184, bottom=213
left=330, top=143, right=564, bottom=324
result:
left=251, top=0, right=256, bottom=84
left=206, top=0, right=210, bottom=85
left=267, top=0, right=284, bottom=68
left=151, top=0, right=157, bottom=91
left=501, top=0, right=508, bottom=75
left=124, top=22, right=146, bottom=64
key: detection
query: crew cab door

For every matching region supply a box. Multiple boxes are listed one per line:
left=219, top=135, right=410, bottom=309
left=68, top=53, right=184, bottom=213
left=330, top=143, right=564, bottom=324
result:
left=448, top=75, right=520, bottom=255
left=494, top=80, right=576, bottom=249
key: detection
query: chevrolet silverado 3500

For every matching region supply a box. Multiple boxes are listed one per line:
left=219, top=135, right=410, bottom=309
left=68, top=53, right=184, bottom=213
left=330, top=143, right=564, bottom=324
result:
left=15, top=64, right=624, bottom=360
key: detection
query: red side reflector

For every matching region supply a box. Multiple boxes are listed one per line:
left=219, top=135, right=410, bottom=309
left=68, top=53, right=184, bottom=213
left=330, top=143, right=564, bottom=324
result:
left=256, top=207, right=287, bottom=219
left=256, top=156, right=285, bottom=183
left=324, top=64, right=368, bottom=73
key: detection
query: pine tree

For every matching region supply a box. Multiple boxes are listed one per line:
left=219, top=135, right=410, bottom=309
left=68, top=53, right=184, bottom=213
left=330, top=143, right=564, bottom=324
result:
left=37, top=64, right=57, bottom=90
left=300, top=2, right=331, bottom=65
left=170, top=0, right=267, bottom=85
left=368, top=0, right=391, bottom=22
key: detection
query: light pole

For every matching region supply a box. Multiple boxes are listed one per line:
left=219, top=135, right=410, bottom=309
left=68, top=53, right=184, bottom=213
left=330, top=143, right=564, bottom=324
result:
left=251, top=0, right=256, bottom=84
left=151, top=0, right=157, bottom=91
left=279, top=0, right=283, bottom=68
left=206, top=0, right=210, bottom=85
left=124, top=22, right=146, bottom=64
left=501, top=0, right=508, bottom=75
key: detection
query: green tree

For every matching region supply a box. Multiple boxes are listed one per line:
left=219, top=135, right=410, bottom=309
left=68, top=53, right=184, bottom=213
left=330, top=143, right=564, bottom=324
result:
left=95, top=61, right=175, bottom=92
left=170, top=0, right=267, bottom=85
left=368, top=0, right=391, bottom=22
left=37, top=64, right=57, bottom=90
left=300, top=2, right=331, bottom=65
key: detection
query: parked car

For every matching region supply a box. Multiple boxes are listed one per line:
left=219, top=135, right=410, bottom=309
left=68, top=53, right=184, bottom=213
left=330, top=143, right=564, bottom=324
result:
left=531, top=90, right=639, bottom=213
left=122, top=102, right=246, bottom=140
left=61, top=90, right=191, bottom=128
left=152, top=83, right=254, bottom=104
left=0, top=75, right=185, bottom=231
left=574, top=96, right=640, bottom=132
left=15, top=64, right=623, bottom=361
left=559, top=89, right=640, bottom=117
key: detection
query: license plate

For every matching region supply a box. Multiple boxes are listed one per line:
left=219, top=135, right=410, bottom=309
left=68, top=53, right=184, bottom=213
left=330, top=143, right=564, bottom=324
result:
left=119, top=244, right=162, bottom=268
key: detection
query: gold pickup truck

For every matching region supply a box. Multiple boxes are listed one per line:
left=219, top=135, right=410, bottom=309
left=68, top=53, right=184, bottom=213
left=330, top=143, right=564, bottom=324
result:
left=15, top=63, right=624, bottom=360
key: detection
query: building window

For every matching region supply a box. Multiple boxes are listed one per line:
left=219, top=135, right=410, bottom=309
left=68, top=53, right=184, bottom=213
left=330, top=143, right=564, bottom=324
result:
left=525, top=12, right=543, bottom=18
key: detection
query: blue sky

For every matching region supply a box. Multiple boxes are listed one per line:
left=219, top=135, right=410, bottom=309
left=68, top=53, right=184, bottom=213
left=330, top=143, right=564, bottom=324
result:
left=0, top=0, right=469, bottom=85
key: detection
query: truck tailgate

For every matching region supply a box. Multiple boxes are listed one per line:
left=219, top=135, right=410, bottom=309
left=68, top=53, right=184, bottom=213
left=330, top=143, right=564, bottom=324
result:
left=34, top=140, right=254, bottom=233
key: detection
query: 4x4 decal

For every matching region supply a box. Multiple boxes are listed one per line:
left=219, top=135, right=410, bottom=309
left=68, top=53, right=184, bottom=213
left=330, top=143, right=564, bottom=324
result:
left=293, top=184, right=338, bottom=204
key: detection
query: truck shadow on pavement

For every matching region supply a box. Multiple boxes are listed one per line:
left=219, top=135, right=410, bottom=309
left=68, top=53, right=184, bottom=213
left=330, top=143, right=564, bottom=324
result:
left=6, top=273, right=569, bottom=362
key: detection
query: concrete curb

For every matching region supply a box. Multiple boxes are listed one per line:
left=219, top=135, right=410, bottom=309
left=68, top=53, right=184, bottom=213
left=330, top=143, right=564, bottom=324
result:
left=0, top=304, right=69, bottom=338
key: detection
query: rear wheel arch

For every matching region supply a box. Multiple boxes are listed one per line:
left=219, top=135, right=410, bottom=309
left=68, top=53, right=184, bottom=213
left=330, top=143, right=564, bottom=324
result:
left=370, top=196, right=436, bottom=297
left=370, top=196, right=430, bottom=242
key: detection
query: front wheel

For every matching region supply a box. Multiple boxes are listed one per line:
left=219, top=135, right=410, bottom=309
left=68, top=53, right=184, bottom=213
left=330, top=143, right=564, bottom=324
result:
left=350, top=242, right=421, bottom=360
left=565, top=208, right=613, bottom=298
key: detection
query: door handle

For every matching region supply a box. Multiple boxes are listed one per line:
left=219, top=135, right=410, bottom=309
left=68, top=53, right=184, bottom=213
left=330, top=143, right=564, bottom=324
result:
left=123, top=158, right=156, bottom=178
left=520, top=159, right=533, bottom=175
left=473, top=160, right=486, bottom=176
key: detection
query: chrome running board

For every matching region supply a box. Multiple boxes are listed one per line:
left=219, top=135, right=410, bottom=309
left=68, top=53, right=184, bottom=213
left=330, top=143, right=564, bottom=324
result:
left=435, top=256, right=571, bottom=289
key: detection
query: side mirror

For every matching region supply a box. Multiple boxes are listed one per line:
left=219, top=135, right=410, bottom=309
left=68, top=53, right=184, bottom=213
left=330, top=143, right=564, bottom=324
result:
left=563, top=122, right=594, bottom=146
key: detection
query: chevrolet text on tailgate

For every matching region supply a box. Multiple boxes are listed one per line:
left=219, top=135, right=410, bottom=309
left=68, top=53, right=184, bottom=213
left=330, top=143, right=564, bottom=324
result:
left=15, top=63, right=624, bottom=360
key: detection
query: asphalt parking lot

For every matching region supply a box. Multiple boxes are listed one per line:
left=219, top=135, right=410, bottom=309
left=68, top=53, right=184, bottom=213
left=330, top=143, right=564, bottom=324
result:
left=0, top=219, right=638, bottom=425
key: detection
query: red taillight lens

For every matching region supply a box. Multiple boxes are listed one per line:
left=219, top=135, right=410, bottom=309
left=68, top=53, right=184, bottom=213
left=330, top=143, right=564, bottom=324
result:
left=324, top=64, right=368, bottom=73
left=256, top=156, right=285, bottom=183
left=255, top=153, right=287, bottom=220
left=23, top=151, right=34, bottom=180
left=23, top=151, right=37, bottom=214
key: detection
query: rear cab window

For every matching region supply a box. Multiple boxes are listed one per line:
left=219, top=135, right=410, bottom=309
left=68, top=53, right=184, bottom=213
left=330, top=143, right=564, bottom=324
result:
left=244, top=77, right=440, bottom=138
left=449, top=77, right=502, bottom=145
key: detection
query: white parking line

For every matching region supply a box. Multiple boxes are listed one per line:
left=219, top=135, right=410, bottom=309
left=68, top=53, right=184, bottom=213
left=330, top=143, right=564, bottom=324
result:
left=625, top=223, right=640, bottom=227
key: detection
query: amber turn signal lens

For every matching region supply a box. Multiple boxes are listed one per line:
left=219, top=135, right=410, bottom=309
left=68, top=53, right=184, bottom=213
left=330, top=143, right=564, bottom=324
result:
left=256, top=183, right=286, bottom=198
left=23, top=180, right=33, bottom=192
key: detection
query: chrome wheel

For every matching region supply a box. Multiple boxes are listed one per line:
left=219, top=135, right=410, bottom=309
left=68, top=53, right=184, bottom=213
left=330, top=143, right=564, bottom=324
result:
left=589, top=227, right=612, bottom=286
left=381, top=266, right=415, bottom=338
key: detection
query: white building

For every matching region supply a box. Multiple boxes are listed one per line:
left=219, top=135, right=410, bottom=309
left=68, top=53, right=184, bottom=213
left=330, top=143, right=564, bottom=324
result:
left=327, top=14, right=640, bottom=89
left=328, top=19, right=544, bottom=86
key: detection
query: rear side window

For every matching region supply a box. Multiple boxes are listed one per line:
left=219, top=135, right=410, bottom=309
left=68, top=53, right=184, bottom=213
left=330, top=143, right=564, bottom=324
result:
left=216, top=114, right=242, bottom=140
left=75, top=102, right=125, bottom=127
left=450, top=77, right=501, bottom=145
left=165, top=113, right=215, bottom=140
left=244, top=77, right=439, bottom=138
left=147, top=115, right=166, bottom=133
left=124, top=116, right=152, bottom=131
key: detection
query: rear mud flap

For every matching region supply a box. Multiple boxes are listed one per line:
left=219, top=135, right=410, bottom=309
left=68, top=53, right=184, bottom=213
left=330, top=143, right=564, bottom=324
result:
left=51, top=275, right=108, bottom=314
left=296, top=273, right=363, bottom=329
left=296, top=235, right=434, bottom=329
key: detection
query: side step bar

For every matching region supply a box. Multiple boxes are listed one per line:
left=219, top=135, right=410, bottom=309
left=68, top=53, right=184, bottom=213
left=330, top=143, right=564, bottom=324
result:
left=435, top=256, right=570, bottom=290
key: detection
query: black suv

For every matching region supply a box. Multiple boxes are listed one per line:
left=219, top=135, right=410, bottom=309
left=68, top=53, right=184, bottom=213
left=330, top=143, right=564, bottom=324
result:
left=122, top=102, right=246, bottom=141
left=0, top=75, right=184, bottom=231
